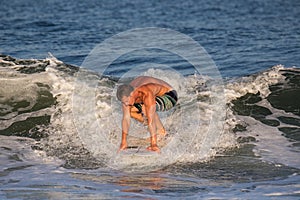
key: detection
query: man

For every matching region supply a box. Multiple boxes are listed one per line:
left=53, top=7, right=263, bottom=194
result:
left=116, top=76, right=178, bottom=152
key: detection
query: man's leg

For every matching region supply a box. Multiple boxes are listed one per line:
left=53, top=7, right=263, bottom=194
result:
left=154, top=112, right=166, bottom=137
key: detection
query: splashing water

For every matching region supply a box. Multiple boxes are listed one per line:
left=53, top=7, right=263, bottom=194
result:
left=72, top=66, right=229, bottom=171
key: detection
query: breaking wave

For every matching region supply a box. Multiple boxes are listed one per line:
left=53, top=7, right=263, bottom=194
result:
left=1, top=54, right=299, bottom=171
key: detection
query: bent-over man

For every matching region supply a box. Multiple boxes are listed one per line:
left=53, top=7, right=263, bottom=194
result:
left=116, top=76, right=178, bottom=152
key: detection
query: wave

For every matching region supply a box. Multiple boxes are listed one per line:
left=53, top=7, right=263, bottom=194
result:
left=0, top=54, right=299, bottom=170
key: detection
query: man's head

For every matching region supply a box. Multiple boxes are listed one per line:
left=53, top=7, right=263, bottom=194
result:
left=116, top=84, right=134, bottom=101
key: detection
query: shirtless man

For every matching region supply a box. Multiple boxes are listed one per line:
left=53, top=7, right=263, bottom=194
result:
left=116, top=76, right=178, bottom=152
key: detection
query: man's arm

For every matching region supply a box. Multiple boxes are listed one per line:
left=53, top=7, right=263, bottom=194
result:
left=119, top=104, right=131, bottom=151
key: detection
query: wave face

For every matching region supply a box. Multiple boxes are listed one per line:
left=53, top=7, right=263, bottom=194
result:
left=1, top=55, right=299, bottom=170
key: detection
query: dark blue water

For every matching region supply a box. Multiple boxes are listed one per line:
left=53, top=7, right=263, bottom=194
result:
left=1, top=0, right=299, bottom=77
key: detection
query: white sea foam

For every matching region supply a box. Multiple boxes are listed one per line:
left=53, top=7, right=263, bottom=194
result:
left=0, top=59, right=54, bottom=130
left=0, top=135, right=64, bottom=169
left=71, top=67, right=230, bottom=170
left=225, top=65, right=285, bottom=102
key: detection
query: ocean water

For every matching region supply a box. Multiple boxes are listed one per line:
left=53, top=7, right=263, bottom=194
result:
left=1, top=0, right=300, bottom=199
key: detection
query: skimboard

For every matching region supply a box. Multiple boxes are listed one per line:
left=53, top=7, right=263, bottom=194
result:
left=121, top=146, right=158, bottom=156
left=120, top=135, right=167, bottom=157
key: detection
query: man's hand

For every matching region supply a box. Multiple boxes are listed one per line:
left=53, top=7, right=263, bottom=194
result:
left=118, top=129, right=128, bottom=153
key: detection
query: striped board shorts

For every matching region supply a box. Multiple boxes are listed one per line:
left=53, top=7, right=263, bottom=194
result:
left=155, top=90, right=178, bottom=111
left=133, top=90, right=178, bottom=113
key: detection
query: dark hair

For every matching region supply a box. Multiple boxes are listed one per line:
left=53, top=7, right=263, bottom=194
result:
left=116, top=84, right=134, bottom=101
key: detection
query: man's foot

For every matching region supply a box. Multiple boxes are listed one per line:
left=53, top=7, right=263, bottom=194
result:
left=118, top=143, right=128, bottom=152
left=146, top=145, right=160, bottom=153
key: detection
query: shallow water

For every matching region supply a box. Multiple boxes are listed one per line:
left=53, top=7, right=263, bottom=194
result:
left=1, top=135, right=300, bottom=199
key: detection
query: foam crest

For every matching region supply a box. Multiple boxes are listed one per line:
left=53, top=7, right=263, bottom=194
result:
left=225, top=65, right=285, bottom=102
